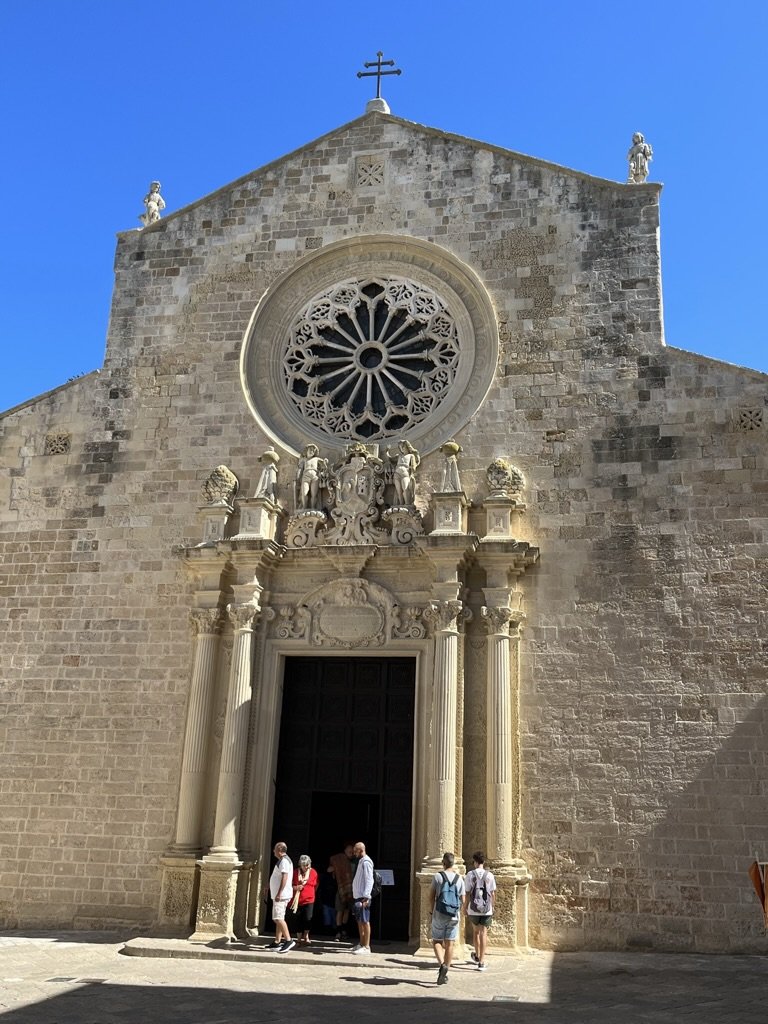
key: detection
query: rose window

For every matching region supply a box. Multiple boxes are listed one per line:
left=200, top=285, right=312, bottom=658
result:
left=282, top=277, right=460, bottom=441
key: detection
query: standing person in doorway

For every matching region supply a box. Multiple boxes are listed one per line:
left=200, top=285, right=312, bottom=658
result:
left=291, top=854, right=318, bottom=946
left=268, top=841, right=295, bottom=953
left=351, top=841, right=374, bottom=955
left=464, top=851, right=496, bottom=971
left=328, top=842, right=356, bottom=941
left=429, top=852, right=465, bottom=986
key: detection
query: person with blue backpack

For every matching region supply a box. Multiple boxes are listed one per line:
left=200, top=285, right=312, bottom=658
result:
left=429, top=851, right=465, bottom=986
left=463, top=851, right=496, bottom=971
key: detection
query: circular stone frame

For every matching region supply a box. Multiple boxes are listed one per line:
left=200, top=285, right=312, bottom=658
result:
left=240, top=235, right=499, bottom=456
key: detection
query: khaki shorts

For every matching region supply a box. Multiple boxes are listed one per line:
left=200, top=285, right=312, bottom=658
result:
left=272, top=899, right=288, bottom=922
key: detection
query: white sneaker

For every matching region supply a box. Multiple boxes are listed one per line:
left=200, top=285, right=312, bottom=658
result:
left=351, top=943, right=361, bottom=951
left=353, top=946, right=371, bottom=955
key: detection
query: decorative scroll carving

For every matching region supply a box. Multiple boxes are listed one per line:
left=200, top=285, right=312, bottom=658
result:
left=226, top=600, right=260, bottom=632
left=391, top=605, right=427, bottom=640
left=285, top=509, right=328, bottom=548
left=382, top=506, right=424, bottom=545
left=283, top=277, right=460, bottom=442
left=201, top=465, right=239, bottom=506
left=424, top=600, right=463, bottom=634
left=44, top=432, right=71, bottom=455
left=190, top=608, right=223, bottom=635
left=276, top=605, right=310, bottom=640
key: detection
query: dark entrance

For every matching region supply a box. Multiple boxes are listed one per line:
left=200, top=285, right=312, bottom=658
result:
left=271, top=657, right=415, bottom=941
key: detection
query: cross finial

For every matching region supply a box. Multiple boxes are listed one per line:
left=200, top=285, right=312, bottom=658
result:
left=357, top=50, right=402, bottom=113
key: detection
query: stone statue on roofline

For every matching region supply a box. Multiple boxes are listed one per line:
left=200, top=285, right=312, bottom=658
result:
left=627, top=132, right=653, bottom=184
left=139, top=181, right=166, bottom=226
left=387, top=439, right=420, bottom=506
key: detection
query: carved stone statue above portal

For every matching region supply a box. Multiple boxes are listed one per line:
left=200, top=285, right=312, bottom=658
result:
left=201, top=465, right=239, bottom=506
left=325, top=443, right=386, bottom=545
left=254, top=448, right=280, bottom=502
left=439, top=439, right=463, bottom=493
left=295, top=444, right=328, bottom=510
left=387, top=439, right=420, bottom=506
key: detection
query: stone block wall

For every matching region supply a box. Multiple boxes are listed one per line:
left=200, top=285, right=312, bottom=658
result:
left=0, top=112, right=765, bottom=947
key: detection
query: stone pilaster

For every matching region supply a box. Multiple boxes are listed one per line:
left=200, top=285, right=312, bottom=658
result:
left=481, top=602, right=530, bottom=947
left=157, top=607, right=222, bottom=934
left=423, top=599, right=463, bottom=867
left=171, top=609, right=223, bottom=854
left=191, top=596, right=260, bottom=942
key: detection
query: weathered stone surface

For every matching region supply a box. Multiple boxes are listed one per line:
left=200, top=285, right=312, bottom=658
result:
left=0, top=111, right=766, bottom=953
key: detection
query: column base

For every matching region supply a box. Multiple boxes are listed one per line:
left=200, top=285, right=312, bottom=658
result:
left=189, top=858, right=243, bottom=943
left=156, top=854, right=199, bottom=935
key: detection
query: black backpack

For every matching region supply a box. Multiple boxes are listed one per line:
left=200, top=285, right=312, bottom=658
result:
left=370, top=869, right=383, bottom=899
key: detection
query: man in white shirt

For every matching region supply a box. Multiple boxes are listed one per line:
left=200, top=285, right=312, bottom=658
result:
left=351, top=841, right=374, bottom=955
left=268, top=841, right=295, bottom=952
left=429, top=851, right=465, bottom=986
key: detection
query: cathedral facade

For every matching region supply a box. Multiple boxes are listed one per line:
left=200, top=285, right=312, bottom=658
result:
left=1, top=110, right=766, bottom=952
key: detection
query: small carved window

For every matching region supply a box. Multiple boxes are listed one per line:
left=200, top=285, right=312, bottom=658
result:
left=356, top=157, right=385, bottom=187
left=736, top=408, right=764, bottom=431
left=44, top=432, right=71, bottom=455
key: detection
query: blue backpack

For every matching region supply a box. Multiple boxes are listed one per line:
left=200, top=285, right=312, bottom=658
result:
left=435, top=871, right=461, bottom=916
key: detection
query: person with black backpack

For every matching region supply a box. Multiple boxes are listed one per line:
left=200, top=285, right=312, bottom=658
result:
left=429, top=852, right=465, bottom=986
left=463, top=851, right=496, bottom=971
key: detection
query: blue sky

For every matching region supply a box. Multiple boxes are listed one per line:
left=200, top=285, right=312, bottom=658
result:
left=1, top=0, right=766, bottom=412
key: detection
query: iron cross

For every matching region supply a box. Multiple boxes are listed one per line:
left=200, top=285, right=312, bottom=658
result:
left=357, top=51, right=402, bottom=99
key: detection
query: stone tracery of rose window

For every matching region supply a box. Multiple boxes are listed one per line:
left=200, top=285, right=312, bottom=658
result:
left=283, top=277, right=460, bottom=441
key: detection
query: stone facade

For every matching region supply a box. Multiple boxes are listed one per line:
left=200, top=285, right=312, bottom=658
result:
left=0, top=111, right=766, bottom=951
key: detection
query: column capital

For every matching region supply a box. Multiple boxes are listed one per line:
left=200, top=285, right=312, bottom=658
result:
left=481, top=605, right=513, bottom=635
left=424, top=599, right=463, bottom=634
left=190, top=607, right=223, bottom=636
left=226, top=599, right=260, bottom=633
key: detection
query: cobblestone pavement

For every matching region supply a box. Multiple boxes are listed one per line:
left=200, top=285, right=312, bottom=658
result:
left=0, top=932, right=766, bottom=1024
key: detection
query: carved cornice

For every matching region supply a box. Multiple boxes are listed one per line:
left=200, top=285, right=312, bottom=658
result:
left=190, top=608, right=223, bottom=636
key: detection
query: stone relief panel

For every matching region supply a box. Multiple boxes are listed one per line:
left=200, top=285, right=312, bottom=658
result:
left=280, top=577, right=426, bottom=648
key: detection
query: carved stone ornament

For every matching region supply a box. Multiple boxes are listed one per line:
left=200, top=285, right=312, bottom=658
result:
left=481, top=605, right=513, bottom=635
left=285, top=509, right=328, bottom=548
left=276, top=605, right=310, bottom=640
left=283, top=278, right=459, bottom=442
left=226, top=599, right=260, bottom=632
left=391, top=605, right=427, bottom=640
left=325, top=443, right=387, bottom=544
left=424, top=599, right=463, bottom=634
left=381, top=506, right=424, bottom=545
left=254, top=448, right=280, bottom=501
left=190, top=608, right=223, bottom=635
left=300, top=577, right=408, bottom=648
left=439, top=439, right=463, bottom=492
left=201, top=465, right=239, bottom=506
left=486, top=458, right=524, bottom=497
